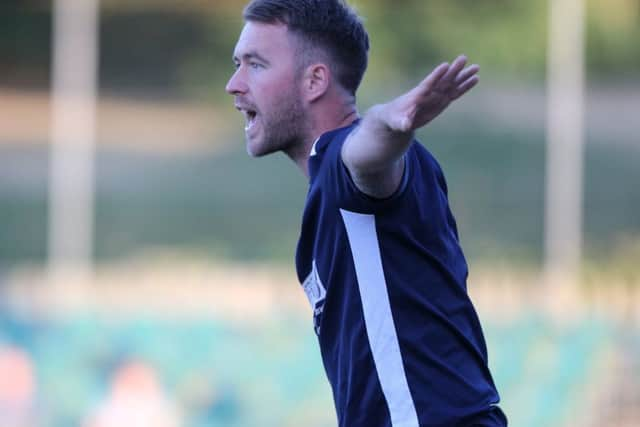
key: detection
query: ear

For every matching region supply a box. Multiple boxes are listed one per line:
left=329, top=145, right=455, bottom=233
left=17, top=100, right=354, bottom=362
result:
left=302, top=63, right=330, bottom=103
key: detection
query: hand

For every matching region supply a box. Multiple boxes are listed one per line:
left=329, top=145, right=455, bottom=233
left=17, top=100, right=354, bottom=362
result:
left=341, top=55, right=479, bottom=197
left=383, top=55, right=479, bottom=133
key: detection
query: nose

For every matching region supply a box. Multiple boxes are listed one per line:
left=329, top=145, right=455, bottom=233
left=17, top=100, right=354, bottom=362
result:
left=225, top=69, right=248, bottom=95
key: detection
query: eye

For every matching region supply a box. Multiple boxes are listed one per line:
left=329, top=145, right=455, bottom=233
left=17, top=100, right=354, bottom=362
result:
left=249, top=62, right=263, bottom=70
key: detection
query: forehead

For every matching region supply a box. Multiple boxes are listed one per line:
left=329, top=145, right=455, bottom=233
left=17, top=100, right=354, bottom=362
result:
left=233, top=21, right=294, bottom=60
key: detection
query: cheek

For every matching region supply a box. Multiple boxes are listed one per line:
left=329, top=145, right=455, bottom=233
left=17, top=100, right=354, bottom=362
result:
left=258, top=71, right=299, bottom=100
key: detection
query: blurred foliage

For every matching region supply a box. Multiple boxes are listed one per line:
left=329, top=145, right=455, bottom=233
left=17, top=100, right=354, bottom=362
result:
left=586, top=0, right=640, bottom=77
left=0, top=0, right=51, bottom=88
left=98, top=11, right=215, bottom=96
left=359, top=0, right=548, bottom=82
left=1, top=0, right=639, bottom=96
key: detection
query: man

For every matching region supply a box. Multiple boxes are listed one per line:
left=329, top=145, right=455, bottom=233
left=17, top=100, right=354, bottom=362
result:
left=226, top=1, right=507, bottom=426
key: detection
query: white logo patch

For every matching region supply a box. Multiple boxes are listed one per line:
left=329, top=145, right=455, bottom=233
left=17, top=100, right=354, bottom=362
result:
left=302, top=260, right=326, bottom=335
left=302, top=260, right=326, bottom=308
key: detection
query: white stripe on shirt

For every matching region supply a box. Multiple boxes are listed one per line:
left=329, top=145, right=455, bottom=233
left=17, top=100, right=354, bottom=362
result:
left=340, top=209, right=420, bottom=427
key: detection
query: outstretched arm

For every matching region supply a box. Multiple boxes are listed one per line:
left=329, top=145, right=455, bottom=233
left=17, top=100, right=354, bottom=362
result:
left=341, top=55, right=479, bottom=198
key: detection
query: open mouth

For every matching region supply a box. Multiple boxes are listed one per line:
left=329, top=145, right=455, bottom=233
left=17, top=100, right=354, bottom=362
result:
left=244, top=109, right=257, bottom=131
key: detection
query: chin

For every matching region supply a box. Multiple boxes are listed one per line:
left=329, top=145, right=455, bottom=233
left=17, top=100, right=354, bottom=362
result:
left=246, top=147, right=263, bottom=158
left=246, top=140, right=271, bottom=158
left=247, top=136, right=287, bottom=158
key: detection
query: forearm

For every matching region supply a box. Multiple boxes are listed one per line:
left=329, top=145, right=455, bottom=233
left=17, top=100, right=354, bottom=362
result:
left=339, top=55, right=479, bottom=198
left=340, top=104, right=412, bottom=198
left=343, top=103, right=414, bottom=173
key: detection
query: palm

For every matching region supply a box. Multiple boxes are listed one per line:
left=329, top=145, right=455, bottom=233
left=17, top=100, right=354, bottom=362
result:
left=387, top=55, right=479, bottom=132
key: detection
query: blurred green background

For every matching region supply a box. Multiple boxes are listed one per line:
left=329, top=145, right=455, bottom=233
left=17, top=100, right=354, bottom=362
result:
left=0, top=0, right=640, bottom=266
left=1, top=0, right=639, bottom=268
left=0, top=0, right=639, bottom=426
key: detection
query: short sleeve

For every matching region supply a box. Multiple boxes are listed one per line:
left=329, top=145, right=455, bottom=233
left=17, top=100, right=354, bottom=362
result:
left=311, top=126, right=417, bottom=215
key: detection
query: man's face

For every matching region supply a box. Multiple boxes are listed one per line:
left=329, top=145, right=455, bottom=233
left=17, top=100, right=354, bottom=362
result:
left=226, top=22, right=308, bottom=157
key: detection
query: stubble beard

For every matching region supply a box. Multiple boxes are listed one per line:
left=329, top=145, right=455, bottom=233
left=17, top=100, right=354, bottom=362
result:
left=248, top=87, right=309, bottom=158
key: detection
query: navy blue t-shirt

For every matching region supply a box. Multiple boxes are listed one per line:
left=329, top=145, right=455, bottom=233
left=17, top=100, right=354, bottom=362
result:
left=295, top=122, right=506, bottom=427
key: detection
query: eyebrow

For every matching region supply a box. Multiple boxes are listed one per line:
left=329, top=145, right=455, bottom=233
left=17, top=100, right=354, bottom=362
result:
left=232, top=51, right=271, bottom=65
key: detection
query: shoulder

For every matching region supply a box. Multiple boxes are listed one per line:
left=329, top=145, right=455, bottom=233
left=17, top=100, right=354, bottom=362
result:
left=309, top=124, right=449, bottom=212
left=403, top=140, right=447, bottom=184
left=311, top=123, right=357, bottom=160
left=308, top=121, right=359, bottom=184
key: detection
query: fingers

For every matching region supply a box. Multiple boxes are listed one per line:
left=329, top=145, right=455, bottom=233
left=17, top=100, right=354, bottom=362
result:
left=441, top=55, right=480, bottom=100
left=419, top=62, right=450, bottom=91
left=451, top=62, right=480, bottom=99
left=416, top=55, right=479, bottom=102
left=440, top=55, right=468, bottom=85
left=419, top=55, right=478, bottom=91
left=452, top=75, right=479, bottom=100
left=455, top=63, right=480, bottom=85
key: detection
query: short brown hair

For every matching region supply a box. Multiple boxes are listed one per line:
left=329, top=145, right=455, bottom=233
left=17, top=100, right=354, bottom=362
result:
left=243, top=0, right=369, bottom=96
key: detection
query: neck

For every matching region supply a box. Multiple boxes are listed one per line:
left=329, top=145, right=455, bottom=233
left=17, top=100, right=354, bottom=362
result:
left=284, top=100, right=358, bottom=178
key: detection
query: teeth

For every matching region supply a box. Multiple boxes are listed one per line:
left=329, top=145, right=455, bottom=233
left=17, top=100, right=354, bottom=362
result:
left=244, top=111, right=257, bottom=131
